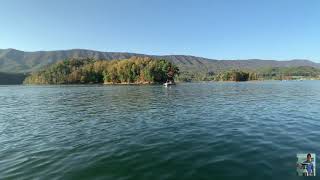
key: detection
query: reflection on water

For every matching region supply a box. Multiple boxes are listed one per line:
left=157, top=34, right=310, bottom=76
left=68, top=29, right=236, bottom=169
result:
left=0, top=81, right=320, bottom=179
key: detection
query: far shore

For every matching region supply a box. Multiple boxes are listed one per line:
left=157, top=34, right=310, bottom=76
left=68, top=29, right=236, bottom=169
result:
left=15, top=79, right=320, bottom=86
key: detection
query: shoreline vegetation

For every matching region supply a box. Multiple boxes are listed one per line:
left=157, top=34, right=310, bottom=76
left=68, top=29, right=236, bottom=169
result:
left=177, top=66, right=320, bottom=82
left=21, top=57, right=320, bottom=85
left=0, top=72, right=27, bottom=85
left=23, top=57, right=179, bottom=85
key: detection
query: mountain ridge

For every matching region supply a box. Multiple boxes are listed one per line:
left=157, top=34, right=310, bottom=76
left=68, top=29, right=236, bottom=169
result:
left=0, top=48, right=319, bottom=73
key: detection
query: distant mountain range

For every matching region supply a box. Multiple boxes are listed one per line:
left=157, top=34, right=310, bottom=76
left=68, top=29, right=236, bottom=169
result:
left=0, top=48, right=320, bottom=73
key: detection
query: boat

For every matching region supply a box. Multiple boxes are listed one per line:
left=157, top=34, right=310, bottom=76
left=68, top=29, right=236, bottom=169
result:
left=163, top=81, right=175, bottom=87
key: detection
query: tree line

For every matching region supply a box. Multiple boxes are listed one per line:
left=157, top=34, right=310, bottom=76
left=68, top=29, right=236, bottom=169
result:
left=24, top=57, right=179, bottom=84
left=176, top=66, right=320, bottom=82
left=0, top=72, right=27, bottom=85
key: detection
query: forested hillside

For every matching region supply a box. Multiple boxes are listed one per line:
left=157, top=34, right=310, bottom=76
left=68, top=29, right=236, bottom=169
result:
left=2, top=49, right=320, bottom=84
left=1, top=48, right=319, bottom=73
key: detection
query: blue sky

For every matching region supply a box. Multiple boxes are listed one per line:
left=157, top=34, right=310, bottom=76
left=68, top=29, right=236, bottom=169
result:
left=1, top=0, right=320, bottom=61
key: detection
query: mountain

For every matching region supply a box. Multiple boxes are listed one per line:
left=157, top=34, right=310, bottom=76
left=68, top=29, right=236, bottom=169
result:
left=158, top=55, right=320, bottom=73
left=0, top=49, right=145, bottom=73
left=0, top=48, right=320, bottom=73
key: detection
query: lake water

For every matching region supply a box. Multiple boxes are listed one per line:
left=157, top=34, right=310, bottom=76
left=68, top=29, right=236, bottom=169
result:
left=1, top=81, right=319, bottom=179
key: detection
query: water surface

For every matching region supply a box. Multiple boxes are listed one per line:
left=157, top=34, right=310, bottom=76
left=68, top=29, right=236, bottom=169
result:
left=1, top=81, right=319, bottom=179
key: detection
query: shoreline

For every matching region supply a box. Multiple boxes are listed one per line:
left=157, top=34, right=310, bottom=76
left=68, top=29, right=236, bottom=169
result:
left=17, top=79, right=320, bottom=86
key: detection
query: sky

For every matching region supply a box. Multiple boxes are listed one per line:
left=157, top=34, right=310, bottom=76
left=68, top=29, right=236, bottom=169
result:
left=0, top=0, right=320, bottom=61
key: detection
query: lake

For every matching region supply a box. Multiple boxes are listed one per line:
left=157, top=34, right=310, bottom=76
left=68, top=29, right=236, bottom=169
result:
left=1, top=81, right=319, bottom=179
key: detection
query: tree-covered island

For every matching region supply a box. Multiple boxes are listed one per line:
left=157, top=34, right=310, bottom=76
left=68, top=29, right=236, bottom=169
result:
left=23, top=57, right=179, bottom=84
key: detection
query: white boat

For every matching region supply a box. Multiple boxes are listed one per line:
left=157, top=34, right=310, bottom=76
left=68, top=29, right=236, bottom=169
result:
left=163, top=81, right=175, bottom=87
